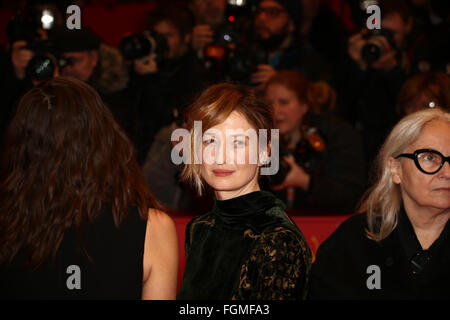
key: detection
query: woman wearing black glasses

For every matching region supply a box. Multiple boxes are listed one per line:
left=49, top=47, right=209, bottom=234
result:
left=309, top=108, right=450, bottom=299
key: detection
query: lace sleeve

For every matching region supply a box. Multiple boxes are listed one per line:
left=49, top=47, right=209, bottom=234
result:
left=232, top=228, right=311, bottom=300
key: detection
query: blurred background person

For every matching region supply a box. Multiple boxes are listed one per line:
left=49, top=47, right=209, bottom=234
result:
left=396, top=71, right=450, bottom=116
left=337, top=0, right=413, bottom=171
left=297, top=0, right=349, bottom=84
left=125, top=3, right=209, bottom=165
left=263, top=70, right=366, bottom=213
left=0, top=4, right=64, bottom=145
left=309, top=108, right=450, bottom=299
left=52, top=26, right=132, bottom=143
left=0, top=77, right=178, bottom=299
left=248, top=0, right=330, bottom=90
left=188, top=0, right=227, bottom=55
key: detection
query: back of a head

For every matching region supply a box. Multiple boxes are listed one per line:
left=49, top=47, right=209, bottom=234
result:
left=397, top=72, right=450, bottom=115
left=0, top=76, right=154, bottom=268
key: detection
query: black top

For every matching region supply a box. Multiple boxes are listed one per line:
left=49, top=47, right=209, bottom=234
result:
left=0, top=206, right=146, bottom=299
left=177, top=190, right=312, bottom=300
left=309, top=208, right=450, bottom=299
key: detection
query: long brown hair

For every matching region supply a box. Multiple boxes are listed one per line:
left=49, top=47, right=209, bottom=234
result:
left=0, top=77, right=159, bottom=268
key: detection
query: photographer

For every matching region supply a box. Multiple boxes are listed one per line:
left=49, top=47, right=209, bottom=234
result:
left=336, top=0, right=417, bottom=169
left=0, top=6, right=63, bottom=144
left=125, top=4, right=209, bottom=164
left=263, top=70, right=366, bottom=214
left=50, top=26, right=133, bottom=147
left=248, top=0, right=330, bottom=91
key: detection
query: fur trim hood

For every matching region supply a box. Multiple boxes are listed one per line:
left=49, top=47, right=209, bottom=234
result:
left=92, top=44, right=129, bottom=94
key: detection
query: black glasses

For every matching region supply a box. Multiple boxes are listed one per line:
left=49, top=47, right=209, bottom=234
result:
left=395, top=149, right=450, bottom=175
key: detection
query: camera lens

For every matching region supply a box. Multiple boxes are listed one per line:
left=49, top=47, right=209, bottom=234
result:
left=26, top=54, right=55, bottom=81
left=361, top=42, right=382, bottom=63
left=119, top=34, right=152, bottom=60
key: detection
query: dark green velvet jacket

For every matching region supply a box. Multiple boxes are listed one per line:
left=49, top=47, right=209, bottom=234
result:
left=177, top=191, right=312, bottom=300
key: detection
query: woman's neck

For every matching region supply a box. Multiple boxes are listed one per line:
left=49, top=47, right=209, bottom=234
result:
left=404, top=201, right=450, bottom=249
left=215, top=180, right=260, bottom=201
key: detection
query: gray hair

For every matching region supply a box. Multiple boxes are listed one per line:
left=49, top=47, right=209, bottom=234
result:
left=358, top=108, right=450, bottom=241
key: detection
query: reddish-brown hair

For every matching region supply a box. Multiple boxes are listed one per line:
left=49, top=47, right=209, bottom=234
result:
left=265, top=70, right=336, bottom=114
left=181, top=82, right=274, bottom=195
left=396, top=72, right=450, bottom=115
left=0, top=77, right=160, bottom=268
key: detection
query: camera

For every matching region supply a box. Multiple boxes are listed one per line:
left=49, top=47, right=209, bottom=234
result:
left=226, top=46, right=266, bottom=83
left=119, top=30, right=168, bottom=64
left=269, top=127, right=326, bottom=186
left=361, top=29, right=397, bottom=63
left=7, top=8, right=64, bottom=82
left=202, top=0, right=265, bottom=83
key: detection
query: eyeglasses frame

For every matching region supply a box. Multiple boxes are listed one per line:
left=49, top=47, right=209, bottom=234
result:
left=395, top=148, right=450, bottom=175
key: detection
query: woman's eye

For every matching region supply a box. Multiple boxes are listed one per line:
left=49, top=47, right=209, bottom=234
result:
left=234, top=140, right=245, bottom=147
left=203, top=137, right=216, bottom=145
left=420, top=152, right=441, bottom=164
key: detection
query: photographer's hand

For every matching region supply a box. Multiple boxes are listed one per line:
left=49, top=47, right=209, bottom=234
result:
left=11, top=40, right=34, bottom=80
left=250, top=64, right=276, bottom=91
left=133, top=53, right=158, bottom=75
left=370, top=47, right=398, bottom=72
left=271, top=156, right=310, bottom=191
left=192, top=24, right=214, bottom=51
left=348, top=32, right=368, bottom=71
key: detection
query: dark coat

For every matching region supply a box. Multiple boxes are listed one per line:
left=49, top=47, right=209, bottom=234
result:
left=309, top=210, right=450, bottom=299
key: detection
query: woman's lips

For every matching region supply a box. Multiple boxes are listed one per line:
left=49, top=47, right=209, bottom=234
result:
left=212, top=169, right=234, bottom=177
left=434, top=187, right=450, bottom=192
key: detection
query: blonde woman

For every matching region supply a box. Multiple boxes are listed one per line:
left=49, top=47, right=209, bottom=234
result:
left=176, top=83, right=311, bottom=300
left=309, top=108, right=450, bottom=299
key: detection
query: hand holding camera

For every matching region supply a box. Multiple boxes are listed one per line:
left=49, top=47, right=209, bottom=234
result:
left=271, top=156, right=311, bottom=192
left=250, top=64, right=276, bottom=91
left=133, top=54, right=158, bottom=75
left=119, top=31, right=168, bottom=75
left=348, top=29, right=399, bottom=72
left=192, top=24, right=215, bottom=51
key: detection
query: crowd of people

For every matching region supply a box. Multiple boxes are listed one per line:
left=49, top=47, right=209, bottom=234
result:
left=0, top=0, right=449, bottom=300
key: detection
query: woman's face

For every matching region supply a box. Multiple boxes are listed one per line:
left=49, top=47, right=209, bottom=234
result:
left=200, top=111, right=262, bottom=200
left=391, top=120, right=450, bottom=213
left=264, top=83, right=308, bottom=135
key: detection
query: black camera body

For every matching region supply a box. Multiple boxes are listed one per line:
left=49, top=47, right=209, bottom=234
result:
left=202, top=0, right=265, bottom=84
left=119, top=30, right=168, bottom=65
left=361, top=28, right=397, bottom=63
left=269, top=127, right=326, bottom=186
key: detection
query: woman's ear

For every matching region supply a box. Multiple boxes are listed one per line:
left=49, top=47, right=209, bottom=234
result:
left=300, top=103, right=309, bottom=117
left=258, top=141, right=271, bottom=167
left=388, top=157, right=402, bottom=184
